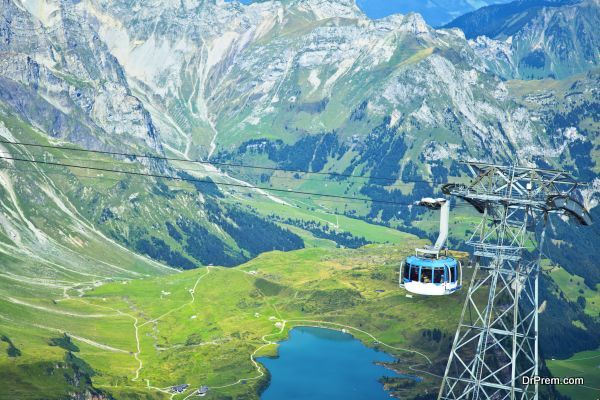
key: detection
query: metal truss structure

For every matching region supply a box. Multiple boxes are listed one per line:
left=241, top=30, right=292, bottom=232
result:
left=437, top=162, right=592, bottom=400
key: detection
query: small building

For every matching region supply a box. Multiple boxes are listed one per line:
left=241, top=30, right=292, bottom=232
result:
left=197, top=386, right=209, bottom=397
left=170, top=384, right=189, bottom=393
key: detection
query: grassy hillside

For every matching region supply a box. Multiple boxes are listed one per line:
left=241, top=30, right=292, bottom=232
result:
left=0, top=243, right=470, bottom=400
left=0, top=107, right=419, bottom=268
left=547, top=265, right=600, bottom=318
left=547, top=348, right=600, bottom=400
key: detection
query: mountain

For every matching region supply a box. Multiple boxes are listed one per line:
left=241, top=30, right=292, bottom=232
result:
left=82, top=0, right=563, bottom=174
left=0, top=0, right=163, bottom=154
left=3, top=0, right=406, bottom=272
left=507, top=69, right=600, bottom=287
left=446, top=0, right=600, bottom=79
left=2, top=2, right=597, bottom=263
left=444, top=0, right=580, bottom=39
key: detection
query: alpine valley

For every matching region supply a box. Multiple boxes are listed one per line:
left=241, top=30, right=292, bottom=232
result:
left=0, top=0, right=598, bottom=399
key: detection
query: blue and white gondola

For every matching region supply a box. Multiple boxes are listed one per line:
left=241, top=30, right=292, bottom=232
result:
left=400, top=198, right=462, bottom=296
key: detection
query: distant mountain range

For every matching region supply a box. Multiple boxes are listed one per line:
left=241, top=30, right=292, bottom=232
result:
left=446, top=0, right=600, bottom=78
left=445, top=0, right=581, bottom=38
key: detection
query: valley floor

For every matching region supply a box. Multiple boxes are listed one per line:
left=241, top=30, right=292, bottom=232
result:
left=0, top=243, right=469, bottom=400
left=2, top=241, right=596, bottom=399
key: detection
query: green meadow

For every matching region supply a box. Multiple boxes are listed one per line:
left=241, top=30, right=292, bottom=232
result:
left=0, top=243, right=469, bottom=400
left=547, top=348, right=600, bottom=400
left=548, top=265, right=600, bottom=318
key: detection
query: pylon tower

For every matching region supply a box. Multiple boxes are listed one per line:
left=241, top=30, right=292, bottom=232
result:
left=438, top=162, right=591, bottom=400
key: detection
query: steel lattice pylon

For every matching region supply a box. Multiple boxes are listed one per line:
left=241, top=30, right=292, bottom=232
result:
left=437, top=162, right=591, bottom=400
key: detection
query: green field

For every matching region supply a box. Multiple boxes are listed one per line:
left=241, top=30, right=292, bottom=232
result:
left=548, top=266, right=600, bottom=318
left=0, top=243, right=470, bottom=400
left=546, top=265, right=600, bottom=400
left=0, top=110, right=467, bottom=400
left=547, top=348, right=600, bottom=400
left=229, top=193, right=417, bottom=244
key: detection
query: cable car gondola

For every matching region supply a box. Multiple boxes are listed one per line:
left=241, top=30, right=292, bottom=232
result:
left=400, top=198, right=462, bottom=296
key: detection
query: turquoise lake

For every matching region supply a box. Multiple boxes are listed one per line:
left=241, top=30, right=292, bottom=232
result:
left=258, top=326, right=400, bottom=399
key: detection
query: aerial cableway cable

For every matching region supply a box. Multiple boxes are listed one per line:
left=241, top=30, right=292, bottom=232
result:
left=0, top=139, right=437, bottom=185
left=0, top=154, right=449, bottom=207
left=0, top=150, right=428, bottom=190
left=0, top=161, right=474, bottom=211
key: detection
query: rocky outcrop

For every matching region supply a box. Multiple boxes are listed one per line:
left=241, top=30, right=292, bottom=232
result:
left=0, top=0, right=163, bottom=154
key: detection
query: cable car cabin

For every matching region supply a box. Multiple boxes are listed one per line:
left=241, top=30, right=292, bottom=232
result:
left=399, top=197, right=462, bottom=296
left=401, top=251, right=462, bottom=296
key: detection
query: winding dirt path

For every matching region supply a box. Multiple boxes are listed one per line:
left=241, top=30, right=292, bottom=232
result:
left=139, top=267, right=211, bottom=328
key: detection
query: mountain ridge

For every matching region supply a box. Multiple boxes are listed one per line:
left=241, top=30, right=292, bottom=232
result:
left=444, top=0, right=582, bottom=39
left=446, top=0, right=600, bottom=79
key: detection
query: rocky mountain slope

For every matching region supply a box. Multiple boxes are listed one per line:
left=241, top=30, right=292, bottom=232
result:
left=74, top=0, right=579, bottom=185
left=446, top=0, right=600, bottom=79
left=0, top=0, right=163, bottom=154
left=2, top=0, right=392, bottom=272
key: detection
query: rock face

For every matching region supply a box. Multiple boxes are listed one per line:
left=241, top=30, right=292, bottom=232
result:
left=15, top=0, right=551, bottom=175
left=0, top=0, right=163, bottom=153
left=446, top=0, right=600, bottom=79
